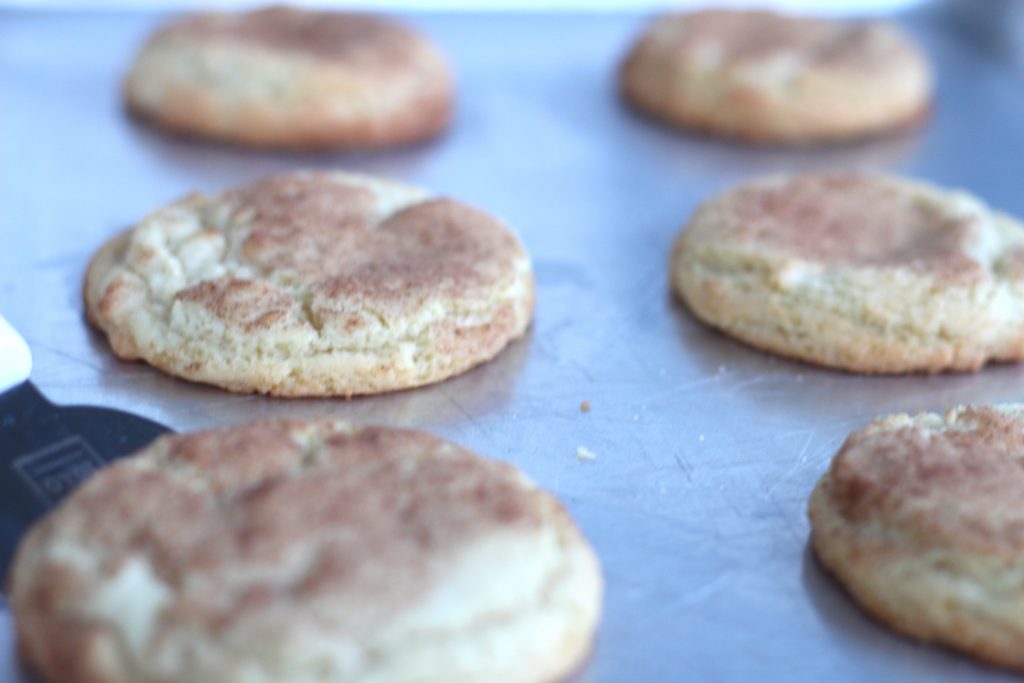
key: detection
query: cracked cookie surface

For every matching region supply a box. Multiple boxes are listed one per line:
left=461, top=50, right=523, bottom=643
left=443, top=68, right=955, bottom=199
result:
left=671, top=172, right=1024, bottom=373
left=10, top=419, right=603, bottom=683
left=84, top=171, right=535, bottom=396
left=809, top=405, right=1024, bottom=671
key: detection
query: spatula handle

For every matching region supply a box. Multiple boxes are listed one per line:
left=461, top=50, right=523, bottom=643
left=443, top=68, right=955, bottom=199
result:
left=0, top=315, right=32, bottom=394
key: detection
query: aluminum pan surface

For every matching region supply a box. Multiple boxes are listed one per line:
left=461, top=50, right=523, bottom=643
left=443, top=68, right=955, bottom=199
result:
left=2, top=5, right=1024, bottom=681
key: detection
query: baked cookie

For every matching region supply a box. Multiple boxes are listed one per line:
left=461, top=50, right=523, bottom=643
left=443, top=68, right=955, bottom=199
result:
left=10, top=420, right=602, bottom=683
left=809, top=405, right=1024, bottom=671
left=620, top=9, right=932, bottom=143
left=671, top=172, right=1024, bottom=373
left=124, top=6, right=453, bottom=149
left=85, top=171, right=534, bottom=396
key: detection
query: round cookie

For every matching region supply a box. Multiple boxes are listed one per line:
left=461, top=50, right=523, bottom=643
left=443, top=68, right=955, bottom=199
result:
left=84, top=171, right=535, bottom=396
left=671, top=172, right=1024, bottom=373
left=809, top=405, right=1024, bottom=671
left=10, top=419, right=603, bottom=683
left=620, top=9, right=932, bottom=144
left=124, top=7, right=453, bottom=149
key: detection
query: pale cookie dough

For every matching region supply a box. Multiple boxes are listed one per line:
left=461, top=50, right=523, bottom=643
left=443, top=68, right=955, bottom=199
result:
left=810, top=405, right=1024, bottom=671
left=10, top=419, right=603, bottom=683
left=124, top=6, right=453, bottom=149
left=620, top=9, right=932, bottom=143
left=85, top=171, right=535, bottom=396
left=671, top=172, right=1024, bottom=373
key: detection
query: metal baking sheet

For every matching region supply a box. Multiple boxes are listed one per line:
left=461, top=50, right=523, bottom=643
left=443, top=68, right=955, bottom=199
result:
left=3, top=3, right=1024, bottom=680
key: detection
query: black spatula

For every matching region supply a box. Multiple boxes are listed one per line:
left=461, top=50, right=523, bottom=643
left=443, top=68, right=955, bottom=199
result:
left=0, top=315, right=170, bottom=580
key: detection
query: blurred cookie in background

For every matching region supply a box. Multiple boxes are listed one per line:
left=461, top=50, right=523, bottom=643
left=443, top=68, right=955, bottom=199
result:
left=620, top=9, right=932, bottom=144
left=124, top=6, right=454, bottom=149
left=10, top=419, right=604, bottom=683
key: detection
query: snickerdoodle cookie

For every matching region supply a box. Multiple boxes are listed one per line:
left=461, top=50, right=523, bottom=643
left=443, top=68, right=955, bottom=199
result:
left=620, top=10, right=932, bottom=143
left=672, top=172, right=1024, bottom=373
left=10, top=419, right=603, bottom=683
left=85, top=171, right=534, bottom=396
left=810, top=405, right=1024, bottom=670
left=124, top=6, right=453, bottom=149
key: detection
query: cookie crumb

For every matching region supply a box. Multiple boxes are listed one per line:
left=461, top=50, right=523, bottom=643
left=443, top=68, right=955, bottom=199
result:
left=576, top=446, right=597, bottom=462
left=580, top=400, right=591, bottom=413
